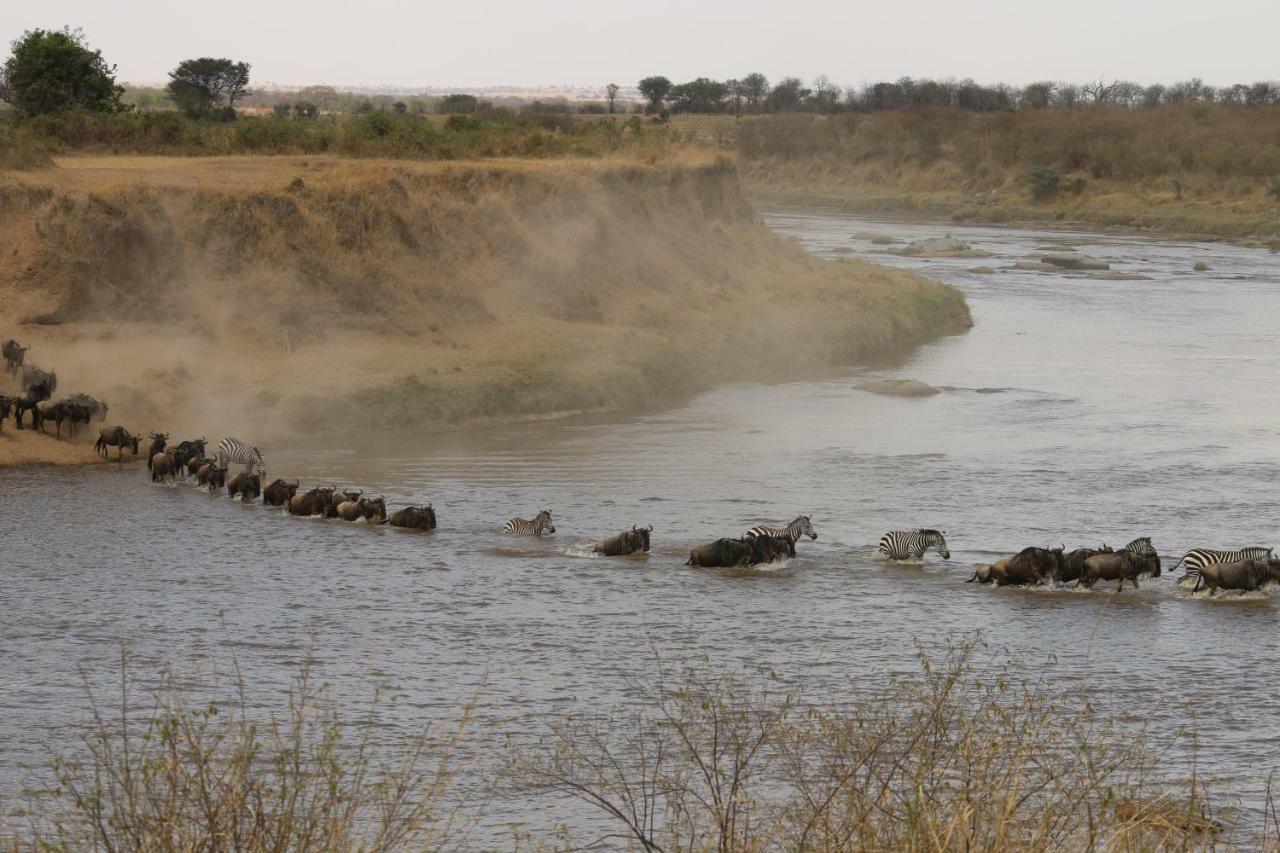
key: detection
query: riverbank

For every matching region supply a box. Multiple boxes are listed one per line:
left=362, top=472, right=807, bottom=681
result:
left=735, top=106, right=1280, bottom=242
left=743, top=162, right=1280, bottom=243
left=0, top=154, right=969, bottom=465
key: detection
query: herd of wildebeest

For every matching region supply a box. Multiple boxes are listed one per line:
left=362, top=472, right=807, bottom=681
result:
left=6, top=337, right=1280, bottom=594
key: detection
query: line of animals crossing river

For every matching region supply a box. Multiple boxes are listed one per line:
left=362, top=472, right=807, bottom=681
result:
left=6, top=336, right=1280, bottom=595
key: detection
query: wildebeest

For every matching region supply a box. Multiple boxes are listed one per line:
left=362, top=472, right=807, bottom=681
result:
left=151, top=451, right=177, bottom=483
left=0, top=395, right=10, bottom=430
left=336, top=496, right=387, bottom=523
left=388, top=505, right=437, bottom=530
left=12, top=381, right=51, bottom=430
left=262, top=479, right=300, bottom=507
left=593, top=525, right=653, bottom=557
left=504, top=510, right=555, bottom=536
left=66, top=393, right=108, bottom=421
left=1193, top=559, right=1280, bottom=596
left=95, top=426, right=141, bottom=460
left=36, top=400, right=91, bottom=439
left=2, top=339, right=30, bottom=375
left=146, top=433, right=169, bottom=470
left=21, top=365, right=56, bottom=395
left=969, top=546, right=1067, bottom=586
left=289, top=486, right=336, bottom=517
left=1078, top=550, right=1161, bottom=591
left=168, top=438, right=207, bottom=477
left=227, top=472, right=261, bottom=502
left=1058, top=545, right=1113, bottom=583
left=196, top=462, right=227, bottom=493
left=687, top=535, right=792, bottom=568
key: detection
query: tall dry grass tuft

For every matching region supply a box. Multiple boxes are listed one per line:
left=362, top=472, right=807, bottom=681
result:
left=1, top=653, right=471, bottom=852
left=515, top=639, right=1225, bottom=851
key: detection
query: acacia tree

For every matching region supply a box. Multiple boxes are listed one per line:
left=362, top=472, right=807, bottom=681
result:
left=166, top=57, right=250, bottom=118
left=605, top=82, right=620, bottom=114
left=638, top=75, right=672, bottom=113
left=1, top=27, right=124, bottom=116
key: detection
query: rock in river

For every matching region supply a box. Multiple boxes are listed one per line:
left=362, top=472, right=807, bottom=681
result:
left=1040, top=253, right=1110, bottom=271
left=855, top=379, right=941, bottom=398
left=889, top=237, right=991, bottom=258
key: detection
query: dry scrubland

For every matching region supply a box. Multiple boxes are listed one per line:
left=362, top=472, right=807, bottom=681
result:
left=0, top=153, right=968, bottom=462
left=734, top=107, right=1280, bottom=239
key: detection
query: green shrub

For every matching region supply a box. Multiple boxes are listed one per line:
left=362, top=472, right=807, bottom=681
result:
left=1026, top=164, right=1063, bottom=200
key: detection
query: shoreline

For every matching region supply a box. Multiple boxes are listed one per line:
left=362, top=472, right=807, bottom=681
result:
left=0, top=155, right=970, bottom=468
left=747, top=185, right=1280, bottom=246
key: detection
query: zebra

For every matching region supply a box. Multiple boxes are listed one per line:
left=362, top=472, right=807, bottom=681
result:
left=878, top=529, right=951, bottom=560
left=745, top=515, right=817, bottom=547
left=215, top=437, right=265, bottom=478
left=504, top=510, right=555, bottom=536
left=1119, top=537, right=1157, bottom=557
left=1172, top=546, right=1273, bottom=582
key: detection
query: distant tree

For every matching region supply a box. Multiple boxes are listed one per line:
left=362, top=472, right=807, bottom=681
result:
left=1083, top=79, right=1118, bottom=105
left=293, top=100, right=318, bottom=119
left=739, top=72, right=768, bottom=111
left=166, top=57, right=250, bottom=118
left=1054, top=83, right=1082, bottom=109
left=1, top=27, right=125, bottom=116
left=1246, top=81, right=1278, bottom=106
left=392, top=100, right=407, bottom=114
left=766, top=77, right=811, bottom=112
left=725, top=78, right=743, bottom=116
left=670, top=78, right=728, bottom=113
left=354, top=99, right=376, bottom=114
left=605, top=82, right=620, bottom=114
left=1141, top=84, right=1165, bottom=108
left=1112, top=80, right=1143, bottom=109
left=272, top=101, right=291, bottom=118
left=811, top=75, right=841, bottom=113
left=638, top=76, right=672, bottom=113
left=438, top=93, right=478, bottom=114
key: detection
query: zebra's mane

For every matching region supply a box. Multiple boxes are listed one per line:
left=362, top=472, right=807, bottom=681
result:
left=918, top=528, right=944, bottom=537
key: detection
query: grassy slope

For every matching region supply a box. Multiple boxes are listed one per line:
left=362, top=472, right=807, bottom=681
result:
left=0, top=153, right=969, bottom=462
left=721, top=108, right=1280, bottom=240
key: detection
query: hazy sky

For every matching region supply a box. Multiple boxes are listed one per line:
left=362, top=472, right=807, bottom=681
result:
left=4, top=0, right=1278, bottom=89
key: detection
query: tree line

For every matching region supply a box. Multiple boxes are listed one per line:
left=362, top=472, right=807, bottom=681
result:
left=635, top=74, right=1280, bottom=115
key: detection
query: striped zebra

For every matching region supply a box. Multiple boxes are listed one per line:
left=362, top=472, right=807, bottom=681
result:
left=878, top=529, right=950, bottom=560
left=1119, top=537, right=1157, bottom=557
left=745, top=515, right=817, bottom=547
left=215, top=437, right=265, bottom=478
left=504, top=509, right=555, bottom=536
left=1173, top=546, right=1273, bottom=581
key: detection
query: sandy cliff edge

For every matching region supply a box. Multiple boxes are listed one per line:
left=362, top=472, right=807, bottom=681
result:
left=0, top=155, right=970, bottom=466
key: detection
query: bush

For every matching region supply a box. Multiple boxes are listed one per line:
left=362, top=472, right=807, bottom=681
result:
left=1268, top=176, right=1280, bottom=200
left=3, top=655, right=466, bottom=850
left=1026, top=164, right=1063, bottom=200
left=516, top=640, right=1225, bottom=850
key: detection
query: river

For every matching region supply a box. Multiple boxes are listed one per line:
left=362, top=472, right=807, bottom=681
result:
left=3, top=211, right=1280, bottom=840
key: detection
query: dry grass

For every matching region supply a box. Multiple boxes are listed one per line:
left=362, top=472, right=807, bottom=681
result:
left=0, top=155, right=968, bottom=445
left=515, top=639, right=1231, bottom=851
left=736, top=107, right=1280, bottom=237
left=0, top=653, right=470, bottom=852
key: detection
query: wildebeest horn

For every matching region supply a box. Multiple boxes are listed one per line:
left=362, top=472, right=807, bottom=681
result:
left=966, top=571, right=978, bottom=583
left=632, top=524, right=639, bottom=532
left=290, top=479, right=299, bottom=487
left=646, top=524, right=653, bottom=532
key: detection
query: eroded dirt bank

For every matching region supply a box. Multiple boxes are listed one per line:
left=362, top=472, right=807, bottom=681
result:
left=0, top=154, right=969, bottom=465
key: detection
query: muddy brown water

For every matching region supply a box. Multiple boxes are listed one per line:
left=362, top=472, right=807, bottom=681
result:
left=4, top=212, right=1280, bottom=840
